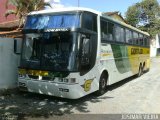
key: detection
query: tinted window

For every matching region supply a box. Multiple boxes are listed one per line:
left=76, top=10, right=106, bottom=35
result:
left=133, top=32, right=139, bottom=45
left=82, top=13, right=97, bottom=32
left=100, top=19, right=114, bottom=41
left=139, top=34, right=144, bottom=46
left=126, top=29, right=133, bottom=44
left=147, top=37, right=150, bottom=46
left=115, top=25, right=125, bottom=42
left=25, top=14, right=80, bottom=29
left=108, top=22, right=114, bottom=41
left=144, top=36, right=149, bottom=46
left=101, top=20, right=108, bottom=39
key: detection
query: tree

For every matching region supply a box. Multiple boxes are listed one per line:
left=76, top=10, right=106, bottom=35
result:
left=125, top=4, right=140, bottom=27
left=125, top=0, right=160, bottom=37
left=5, top=0, right=51, bottom=27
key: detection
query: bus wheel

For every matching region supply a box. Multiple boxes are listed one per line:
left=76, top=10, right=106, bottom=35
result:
left=137, top=65, right=142, bottom=77
left=141, top=64, right=145, bottom=75
left=96, top=74, right=107, bottom=96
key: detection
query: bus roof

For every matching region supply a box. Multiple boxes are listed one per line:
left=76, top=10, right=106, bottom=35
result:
left=29, top=7, right=102, bottom=16
left=29, top=7, right=150, bottom=36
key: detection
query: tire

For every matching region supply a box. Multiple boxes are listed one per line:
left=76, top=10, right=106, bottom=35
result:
left=141, top=64, right=144, bottom=75
left=96, top=73, right=107, bottom=96
left=145, top=68, right=150, bottom=72
left=137, top=65, right=142, bottom=77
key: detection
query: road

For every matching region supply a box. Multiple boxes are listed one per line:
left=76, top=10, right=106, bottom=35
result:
left=0, top=57, right=160, bottom=120
left=74, top=57, right=160, bottom=114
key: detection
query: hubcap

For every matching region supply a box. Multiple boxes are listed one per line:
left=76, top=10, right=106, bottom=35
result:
left=101, top=78, right=106, bottom=89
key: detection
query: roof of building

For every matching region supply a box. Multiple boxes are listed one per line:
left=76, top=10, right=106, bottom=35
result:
left=0, top=20, right=19, bottom=29
left=103, top=11, right=127, bottom=23
left=105, top=11, right=119, bottom=16
left=0, top=29, right=22, bottom=38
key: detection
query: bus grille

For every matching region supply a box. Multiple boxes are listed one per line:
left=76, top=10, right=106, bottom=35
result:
left=28, top=75, right=52, bottom=80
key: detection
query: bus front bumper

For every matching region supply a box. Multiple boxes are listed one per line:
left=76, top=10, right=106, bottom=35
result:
left=18, top=79, right=83, bottom=99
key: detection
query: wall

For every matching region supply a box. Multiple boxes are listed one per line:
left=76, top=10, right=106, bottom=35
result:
left=150, top=34, right=160, bottom=57
left=0, top=37, right=19, bottom=89
left=0, top=0, right=17, bottom=23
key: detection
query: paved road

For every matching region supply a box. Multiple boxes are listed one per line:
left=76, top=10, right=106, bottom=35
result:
left=0, top=57, right=160, bottom=120
left=69, top=57, right=160, bottom=114
left=31, top=57, right=160, bottom=119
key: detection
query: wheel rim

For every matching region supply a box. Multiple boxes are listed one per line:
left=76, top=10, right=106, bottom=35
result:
left=138, top=66, right=142, bottom=76
left=101, top=78, right=106, bottom=89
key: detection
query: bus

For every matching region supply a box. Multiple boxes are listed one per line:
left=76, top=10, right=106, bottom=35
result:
left=18, top=7, right=150, bottom=99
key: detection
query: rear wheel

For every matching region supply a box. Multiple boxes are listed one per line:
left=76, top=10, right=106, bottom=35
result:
left=137, top=64, right=143, bottom=77
left=96, top=74, right=107, bottom=96
left=141, top=64, right=145, bottom=75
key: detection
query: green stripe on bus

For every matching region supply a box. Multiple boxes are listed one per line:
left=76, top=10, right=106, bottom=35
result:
left=111, top=44, right=131, bottom=74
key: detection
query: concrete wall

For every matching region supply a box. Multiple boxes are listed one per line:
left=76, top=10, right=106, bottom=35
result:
left=150, top=38, right=157, bottom=57
left=0, top=37, right=19, bottom=89
left=150, top=34, right=160, bottom=57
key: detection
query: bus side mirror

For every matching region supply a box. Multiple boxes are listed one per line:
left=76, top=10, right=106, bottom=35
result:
left=14, top=38, right=22, bottom=54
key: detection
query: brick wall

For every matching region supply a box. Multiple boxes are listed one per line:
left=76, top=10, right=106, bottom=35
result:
left=0, top=0, right=17, bottom=23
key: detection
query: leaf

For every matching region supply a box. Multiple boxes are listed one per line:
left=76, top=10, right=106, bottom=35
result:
left=125, top=0, right=160, bottom=37
left=5, top=0, right=51, bottom=28
left=5, top=10, right=16, bottom=17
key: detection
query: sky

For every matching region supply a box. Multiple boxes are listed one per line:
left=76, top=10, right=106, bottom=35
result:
left=46, top=0, right=160, bottom=17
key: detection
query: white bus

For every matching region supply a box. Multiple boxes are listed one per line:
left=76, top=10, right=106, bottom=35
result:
left=18, top=7, right=150, bottom=99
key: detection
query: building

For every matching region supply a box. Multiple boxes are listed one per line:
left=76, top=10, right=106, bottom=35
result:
left=0, top=0, right=17, bottom=23
left=150, top=34, right=160, bottom=57
left=0, top=0, right=21, bottom=90
left=103, top=11, right=127, bottom=23
left=0, top=0, right=19, bottom=31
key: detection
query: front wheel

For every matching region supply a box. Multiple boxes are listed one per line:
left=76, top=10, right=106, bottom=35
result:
left=95, top=74, right=107, bottom=96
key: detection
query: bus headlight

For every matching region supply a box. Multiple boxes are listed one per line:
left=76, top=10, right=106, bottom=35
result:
left=58, top=78, right=77, bottom=84
left=58, top=78, right=64, bottom=82
left=70, top=78, right=76, bottom=83
left=63, top=79, right=69, bottom=83
left=18, top=69, right=26, bottom=78
left=58, top=78, right=69, bottom=83
left=18, top=74, right=26, bottom=78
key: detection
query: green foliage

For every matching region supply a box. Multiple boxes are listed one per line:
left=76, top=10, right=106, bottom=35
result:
left=5, top=0, right=51, bottom=27
left=125, top=5, right=140, bottom=27
left=125, top=0, right=160, bottom=37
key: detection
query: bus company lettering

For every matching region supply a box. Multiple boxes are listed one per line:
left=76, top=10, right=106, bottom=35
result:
left=44, top=28, right=69, bottom=32
left=131, top=48, right=143, bottom=55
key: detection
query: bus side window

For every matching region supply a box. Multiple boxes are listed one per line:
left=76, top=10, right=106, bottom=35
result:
left=147, top=37, right=150, bottom=47
left=139, top=34, right=144, bottom=46
left=100, top=19, right=114, bottom=41
left=144, top=37, right=148, bottom=47
left=115, top=25, right=125, bottom=43
left=126, top=29, right=133, bottom=44
left=133, top=32, right=139, bottom=45
left=107, top=22, right=114, bottom=41
left=101, top=20, right=107, bottom=40
left=80, top=34, right=91, bottom=66
left=82, top=12, right=97, bottom=32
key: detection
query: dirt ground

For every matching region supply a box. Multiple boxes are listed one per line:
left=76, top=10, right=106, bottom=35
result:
left=0, top=57, right=160, bottom=120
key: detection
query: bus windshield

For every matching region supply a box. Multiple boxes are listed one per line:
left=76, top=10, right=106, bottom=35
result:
left=24, top=13, right=80, bottom=29
left=21, top=32, right=79, bottom=71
